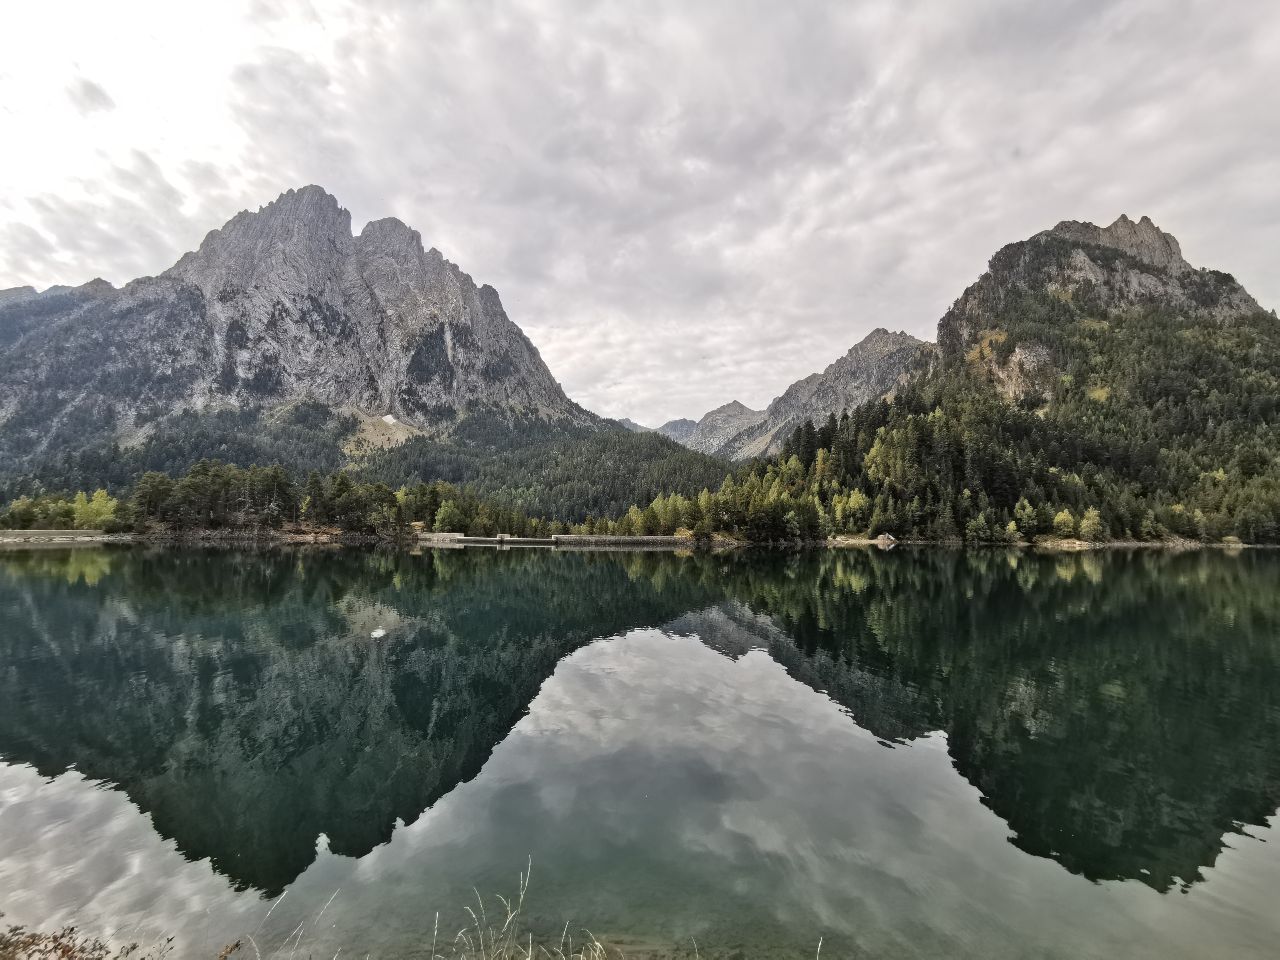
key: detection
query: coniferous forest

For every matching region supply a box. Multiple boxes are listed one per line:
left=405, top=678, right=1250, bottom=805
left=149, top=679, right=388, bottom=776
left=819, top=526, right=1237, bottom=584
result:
left=3, top=218, right=1278, bottom=545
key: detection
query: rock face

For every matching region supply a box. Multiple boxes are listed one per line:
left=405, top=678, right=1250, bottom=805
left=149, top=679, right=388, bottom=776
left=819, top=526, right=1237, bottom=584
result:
left=666, top=330, right=932, bottom=460
left=937, top=213, right=1264, bottom=400
left=653, top=418, right=697, bottom=443
left=673, top=401, right=765, bottom=456
left=658, top=214, right=1253, bottom=462
left=1047, top=214, right=1190, bottom=274
left=725, top=330, right=933, bottom=459
left=614, top=417, right=653, bottom=433
left=0, top=186, right=591, bottom=465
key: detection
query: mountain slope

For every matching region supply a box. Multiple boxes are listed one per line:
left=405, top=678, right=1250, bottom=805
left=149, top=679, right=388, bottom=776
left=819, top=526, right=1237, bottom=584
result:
left=718, top=329, right=933, bottom=459
left=754, top=213, right=1280, bottom=542
left=0, top=186, right=741, bottom=518
left=593, top=212, right=1276, bottom=544
left=0, top=186, right=591, bottom=473
left=653, top=418, right=697, bottom=442
left=662, top=329, right=932, bottom=461
left=674, top=401, right=765, bottom=456
left=938, top=214, right=1264, bottom=399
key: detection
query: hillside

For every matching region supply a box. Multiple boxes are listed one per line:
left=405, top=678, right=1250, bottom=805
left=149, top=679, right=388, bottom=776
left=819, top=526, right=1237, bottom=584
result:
left=663, top=401, right=764, bottom=455
left=0, top=186, right=601, bottom=476
left=654, top=329, right=933, bottom=460
left=609, top=214, right=1280, bottom=544
left=4, top=198, right=1276, bottom=539
left=0, top=186, right=730, bottom=519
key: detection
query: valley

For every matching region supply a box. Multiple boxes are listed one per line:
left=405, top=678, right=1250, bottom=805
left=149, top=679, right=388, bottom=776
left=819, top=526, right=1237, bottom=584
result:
left=3, top=192, right=1275, bottom=544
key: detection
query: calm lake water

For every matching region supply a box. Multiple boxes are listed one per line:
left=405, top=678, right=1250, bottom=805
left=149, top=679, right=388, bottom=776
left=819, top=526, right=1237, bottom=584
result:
left=1, top=546, right=1278, bottom=958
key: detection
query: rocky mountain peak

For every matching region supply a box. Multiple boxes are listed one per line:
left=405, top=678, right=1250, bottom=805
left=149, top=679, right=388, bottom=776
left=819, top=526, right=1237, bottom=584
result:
left=841, top=328, right=919, bottom=359
left=657, top=328, right=933, bottom=461
left=0, top=285, right=38, bottom=306
left=166, top=185, right=354, bottom=297
left=80, top=277, right=116, bottom=295
left=615, top=417, right=653, bottom=433
left=652, top=418, right=698, bottom=443
left=0, top=185, right=593, bottom=468
left=1046, top=214, right=1189, bottom=274
left=358, top=216, right=425, bottom=255
left=855, top=326, right=900, bottom=346
left=710, top=400, right=756, bottom=417
left=938, top=214, right=1267, bottom=404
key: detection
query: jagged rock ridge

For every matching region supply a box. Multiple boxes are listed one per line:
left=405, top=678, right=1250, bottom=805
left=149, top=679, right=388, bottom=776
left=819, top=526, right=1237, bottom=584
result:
left=938, top=213, right=1265, bottom=401
left=1047, top=214, right=1190, bottom=274
left=0, top=185, right=592, bottom=466
left=673, top=401, right=766, bottom=456
left=660, top=331, right=932, bottom=461
left=655, top=213, right=1266, bottom=461
left=722, top=330, right=933, bottom=459
left=654, top=418, right=698, bottom=443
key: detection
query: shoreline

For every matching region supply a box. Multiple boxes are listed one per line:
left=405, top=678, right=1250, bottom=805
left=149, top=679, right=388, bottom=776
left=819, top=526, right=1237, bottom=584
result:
left=827, top=534, right=1262, bottom=552
left=0, top=529, right=1268, bottom=551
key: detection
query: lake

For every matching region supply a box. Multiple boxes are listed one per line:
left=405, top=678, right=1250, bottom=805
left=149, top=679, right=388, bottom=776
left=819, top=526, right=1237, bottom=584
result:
left=0, top=545, right=1278, bottom=959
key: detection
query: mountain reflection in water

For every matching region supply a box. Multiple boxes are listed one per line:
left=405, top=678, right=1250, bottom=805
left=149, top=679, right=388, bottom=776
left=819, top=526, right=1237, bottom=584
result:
left=0, top=546, right=1277, bottom=958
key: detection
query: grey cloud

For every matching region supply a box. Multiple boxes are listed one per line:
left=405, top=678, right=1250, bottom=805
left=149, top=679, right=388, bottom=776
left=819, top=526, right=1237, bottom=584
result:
left=66, top=77, right=115, bottom=114
left=3, top=151, right=240, bottom=287
left=0, top=223, right=58, bottom=284
left=6, top=0, right=1278, bottom=425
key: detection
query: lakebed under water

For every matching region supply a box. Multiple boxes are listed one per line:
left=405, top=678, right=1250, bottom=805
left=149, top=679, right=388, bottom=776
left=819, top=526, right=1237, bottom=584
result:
left=0, top=545, right=1278, bottom=958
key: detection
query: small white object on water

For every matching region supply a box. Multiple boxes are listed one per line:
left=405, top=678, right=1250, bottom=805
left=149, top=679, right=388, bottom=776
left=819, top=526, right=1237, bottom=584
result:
left=371, top=627, right=387, bottom=639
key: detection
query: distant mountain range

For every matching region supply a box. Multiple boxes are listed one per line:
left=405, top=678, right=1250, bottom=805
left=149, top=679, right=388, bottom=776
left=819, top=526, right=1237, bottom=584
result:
left=637, top=213, right=1267, bottom=461
left=646, top=329, right=931, bottom=459
left=0, top=184, right=951, bottom=481
left=2, top=188, right=1273, bottom=526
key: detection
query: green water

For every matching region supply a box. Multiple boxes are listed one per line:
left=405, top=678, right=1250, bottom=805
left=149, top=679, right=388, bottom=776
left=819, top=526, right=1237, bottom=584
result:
left=0, top=546, right=1278, bottom=958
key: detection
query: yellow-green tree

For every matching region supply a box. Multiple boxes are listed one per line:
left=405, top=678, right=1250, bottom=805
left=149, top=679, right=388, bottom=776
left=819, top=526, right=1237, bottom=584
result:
left=1053, top=509, right=1077, bottom=538
left=433, top=500, right=466, bottom=533
left=1078, top=507, right=1105, bottom=541
left=72, top=489, right=118, bottom=530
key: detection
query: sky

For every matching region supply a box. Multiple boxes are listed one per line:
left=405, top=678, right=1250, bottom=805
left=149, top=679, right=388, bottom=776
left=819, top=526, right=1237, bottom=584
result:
left=1, top=1, right=1277, bottom=426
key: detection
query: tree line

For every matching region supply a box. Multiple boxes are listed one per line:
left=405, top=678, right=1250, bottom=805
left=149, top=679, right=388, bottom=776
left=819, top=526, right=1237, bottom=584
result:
left=1, top=404, right=729, bottom=527
left=594, top=278, right=1280, bottom=545
left=1, top=460, right=567, bottom=538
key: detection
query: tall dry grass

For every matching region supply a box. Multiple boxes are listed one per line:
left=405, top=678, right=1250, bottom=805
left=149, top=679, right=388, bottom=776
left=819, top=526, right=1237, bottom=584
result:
left=5, top=863, right=826, bottom=959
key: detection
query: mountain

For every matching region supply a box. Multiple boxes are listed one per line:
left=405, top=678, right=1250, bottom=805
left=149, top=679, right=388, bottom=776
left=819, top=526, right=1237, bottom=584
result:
left=668, top=401, right=764, bottom=456
left=653, top=417, right=698, bottom=443
left=937, top=213, right=1264, bottom=396
left=0, top=186, right=592, bottom=473
left=614, top=417, right=652, bottom=432
left=663, top=330, right=932, bottom=460
left=717, top=329, right=932, bottom=459
left=669, top=212, right=1269, bottom=470
left=740, top=213, right=1279, bottom=543
left=0, top=186, right=740, bottom=520
left=5, top=198, right=1275, bottom=538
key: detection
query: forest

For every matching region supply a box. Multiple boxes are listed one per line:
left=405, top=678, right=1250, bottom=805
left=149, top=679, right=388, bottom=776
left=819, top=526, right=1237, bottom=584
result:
left=4, top=289, right=1278, bottom=544
left=596, top=280, right=1280, bottom=545
left=0, top=461, right=557, bottom=538
left=0, top=403, right=728, bottom=525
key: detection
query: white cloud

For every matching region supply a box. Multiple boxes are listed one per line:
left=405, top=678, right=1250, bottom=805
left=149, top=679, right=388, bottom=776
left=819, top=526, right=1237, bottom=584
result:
left=1, top=0, right=1276, bottom=425
left=66, top=77, right=116, bottom=114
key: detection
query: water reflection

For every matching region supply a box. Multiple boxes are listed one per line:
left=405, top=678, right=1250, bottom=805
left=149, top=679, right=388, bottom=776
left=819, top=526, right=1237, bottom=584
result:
left=0, top=548, right=718, bottom=894
left=0, top=546, right=1278, bottom=956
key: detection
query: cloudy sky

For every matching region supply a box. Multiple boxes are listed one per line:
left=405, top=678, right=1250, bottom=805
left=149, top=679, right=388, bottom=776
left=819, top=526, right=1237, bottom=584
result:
left=1, top=0, right=1276, bottom=425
